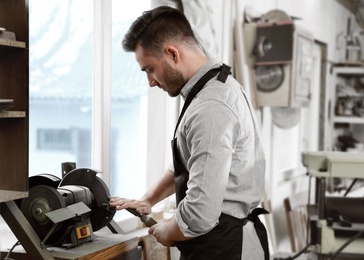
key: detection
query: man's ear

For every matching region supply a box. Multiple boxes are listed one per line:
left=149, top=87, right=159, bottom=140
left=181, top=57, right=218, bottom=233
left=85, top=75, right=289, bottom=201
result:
left=165, top=45, right=179, bottom=63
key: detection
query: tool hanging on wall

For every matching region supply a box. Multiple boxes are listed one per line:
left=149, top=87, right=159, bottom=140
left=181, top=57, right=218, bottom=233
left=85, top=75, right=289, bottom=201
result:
left=249, top=9, right=314, bottom=108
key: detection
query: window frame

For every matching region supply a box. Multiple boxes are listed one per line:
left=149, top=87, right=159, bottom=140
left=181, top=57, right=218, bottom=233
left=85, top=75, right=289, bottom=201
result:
left=92, top=0, right=112, bottom=184
left=93, top=0, right=177, bottom=190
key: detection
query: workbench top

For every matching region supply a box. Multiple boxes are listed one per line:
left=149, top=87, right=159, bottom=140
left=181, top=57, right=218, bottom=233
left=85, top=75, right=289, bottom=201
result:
left=1, top=233, right=141, bottom=260
left=50, top=233, right=140, bottom=260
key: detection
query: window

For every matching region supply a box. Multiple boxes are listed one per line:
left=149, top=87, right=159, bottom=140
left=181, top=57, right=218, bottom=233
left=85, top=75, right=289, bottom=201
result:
left=29, top=0, right=94, bottom=175
left=109, top=0, right=150, bottom=219
left=28, top=0, right=176, bottom=222
left=29, top=1, right=153, bottom=220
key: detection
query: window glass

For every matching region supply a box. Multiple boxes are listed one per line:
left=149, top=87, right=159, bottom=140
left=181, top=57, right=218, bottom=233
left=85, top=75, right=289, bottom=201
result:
left=110, top=0, right=150, bottom=220
left=29, top=0, right=93, bottom=177
left=29, top=0, right=150, bottom=221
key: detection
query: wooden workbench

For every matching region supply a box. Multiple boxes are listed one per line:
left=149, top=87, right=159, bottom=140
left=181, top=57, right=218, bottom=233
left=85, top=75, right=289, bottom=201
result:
left=0, top=233, right=142, bottom=260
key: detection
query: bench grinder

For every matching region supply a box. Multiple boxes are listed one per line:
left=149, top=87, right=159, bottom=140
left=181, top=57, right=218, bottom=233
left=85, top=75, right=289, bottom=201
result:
left=19, top=168, right=116, bottom=248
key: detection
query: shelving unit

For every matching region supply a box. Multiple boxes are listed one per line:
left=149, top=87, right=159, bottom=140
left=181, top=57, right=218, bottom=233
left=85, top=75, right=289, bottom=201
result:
left=326, top=66, right=364, bottom=151
left=0, top=0, right=29, bottom=201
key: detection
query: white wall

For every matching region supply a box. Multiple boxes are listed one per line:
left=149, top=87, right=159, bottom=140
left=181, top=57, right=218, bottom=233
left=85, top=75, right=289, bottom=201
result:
left=179, top=0, right=358, bottom=253
left=235, top=0, right=358, bottom=253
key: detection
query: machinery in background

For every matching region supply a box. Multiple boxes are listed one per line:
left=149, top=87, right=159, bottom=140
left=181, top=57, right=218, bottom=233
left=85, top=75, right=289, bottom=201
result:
left=18, top=165, right=117, bottom=248
left=244, top=9, right=314, bottom=108
left=302, top=151, right=364, bottom=259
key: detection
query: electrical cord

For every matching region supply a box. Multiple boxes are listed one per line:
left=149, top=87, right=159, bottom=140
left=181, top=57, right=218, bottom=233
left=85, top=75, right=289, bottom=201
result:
left=2, top=240, right=20, bottom=260
left=329, top=229, right=364, bottom=260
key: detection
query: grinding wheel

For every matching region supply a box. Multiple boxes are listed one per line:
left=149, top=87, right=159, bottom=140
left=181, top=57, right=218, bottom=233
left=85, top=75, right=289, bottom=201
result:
left=59, top=168, right=115, bottom=231
left=15, top=173, right=61, bottom=208
left=20, top=185, right=66, bottom=245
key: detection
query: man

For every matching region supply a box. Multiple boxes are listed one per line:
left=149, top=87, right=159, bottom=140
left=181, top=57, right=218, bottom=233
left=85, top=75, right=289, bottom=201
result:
left=109, top=6, right=268, bottom=260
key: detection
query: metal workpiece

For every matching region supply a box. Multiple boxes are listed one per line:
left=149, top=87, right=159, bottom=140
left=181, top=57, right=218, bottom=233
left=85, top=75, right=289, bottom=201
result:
left=126, top=208, right=158, bottom=227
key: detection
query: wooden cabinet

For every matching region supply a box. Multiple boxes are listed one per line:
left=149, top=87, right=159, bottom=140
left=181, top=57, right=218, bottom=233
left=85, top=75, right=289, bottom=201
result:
left=326, top=67, right=364, bottom=151
left=0, top=0, right=29, bottom=202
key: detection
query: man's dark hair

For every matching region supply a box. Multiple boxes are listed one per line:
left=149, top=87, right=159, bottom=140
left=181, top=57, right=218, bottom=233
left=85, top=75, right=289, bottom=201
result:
left=122, top=6, right=198, bottom=56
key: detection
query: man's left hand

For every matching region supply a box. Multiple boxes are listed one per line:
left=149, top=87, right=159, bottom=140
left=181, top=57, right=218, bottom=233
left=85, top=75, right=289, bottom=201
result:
left=148, top=214, right=193, bottom=247
left=148, top=218, right=176, bottom=247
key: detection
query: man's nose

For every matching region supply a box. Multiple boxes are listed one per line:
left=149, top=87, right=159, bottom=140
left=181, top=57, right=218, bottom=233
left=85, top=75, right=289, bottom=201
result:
left=149, top=79, right=158, bottom=87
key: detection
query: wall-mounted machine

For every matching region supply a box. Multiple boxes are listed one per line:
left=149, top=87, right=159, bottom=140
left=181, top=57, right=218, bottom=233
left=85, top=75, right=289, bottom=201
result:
left=244, top=9, right=314, bottom=107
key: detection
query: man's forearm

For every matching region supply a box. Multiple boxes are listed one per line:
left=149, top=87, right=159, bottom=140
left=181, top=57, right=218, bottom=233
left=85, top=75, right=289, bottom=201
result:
left=142, top=169, right=175, bottom=206
left=167, top=216, right=192, bottom=242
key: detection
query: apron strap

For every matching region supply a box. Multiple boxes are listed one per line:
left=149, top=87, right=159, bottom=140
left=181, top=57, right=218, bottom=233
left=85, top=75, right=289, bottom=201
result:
left=173, top=64, right=231, bottom=137
left=243, top=208, right=270, bottom=260
left=217, top=63, right=231, bottom=82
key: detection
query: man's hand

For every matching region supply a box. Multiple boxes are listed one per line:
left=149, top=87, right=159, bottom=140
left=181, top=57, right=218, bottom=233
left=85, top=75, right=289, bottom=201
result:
left=148, top=217, right=192, bottom=247
left=109, top=197, right=152, bottom=214
left=109, top=169, right=175, bottom=215
left=148, top=218, right=176, bottom=247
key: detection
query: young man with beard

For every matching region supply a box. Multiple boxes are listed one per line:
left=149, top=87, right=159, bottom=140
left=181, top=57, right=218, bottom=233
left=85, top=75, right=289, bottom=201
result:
left=110, top=6, right=268, bottom=260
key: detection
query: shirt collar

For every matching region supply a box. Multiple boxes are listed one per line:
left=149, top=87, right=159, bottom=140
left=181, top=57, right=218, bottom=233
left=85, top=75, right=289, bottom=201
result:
left=180, top=58, right=222, bottom=100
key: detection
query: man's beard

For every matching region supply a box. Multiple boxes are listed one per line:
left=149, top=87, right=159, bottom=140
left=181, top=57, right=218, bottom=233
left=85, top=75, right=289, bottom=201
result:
left=162, top=61, right=186, bottom=97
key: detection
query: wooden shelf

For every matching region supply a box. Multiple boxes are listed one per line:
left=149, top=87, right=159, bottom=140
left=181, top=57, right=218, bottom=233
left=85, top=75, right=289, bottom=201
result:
left=0, top=0, right=29, bottom=195
left=0, top=190, right=28, bottom=203
left=334, top=66, right=364, bottom=75
left=0, top=38, right=26, bottom=49
left=0, top=111, right=26, bottom=118
left=333, top=116, right=364, bottom=124
left=337, top=93, right=364, bottom=98
left=326, top=66, right=364, bottom=150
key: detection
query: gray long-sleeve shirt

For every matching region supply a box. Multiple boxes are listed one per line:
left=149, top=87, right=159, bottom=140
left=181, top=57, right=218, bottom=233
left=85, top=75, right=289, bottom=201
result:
left=173, top=59, right=266, bottom=242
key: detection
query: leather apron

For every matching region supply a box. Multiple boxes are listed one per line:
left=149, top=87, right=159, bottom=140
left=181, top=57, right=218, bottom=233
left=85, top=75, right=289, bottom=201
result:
left=171, top=64, right=270, bottom=260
